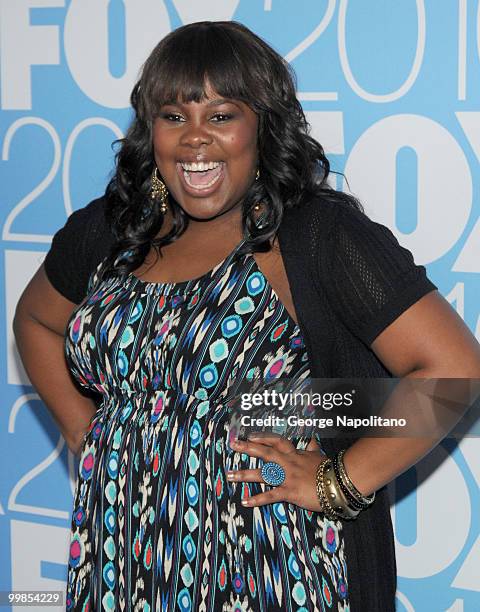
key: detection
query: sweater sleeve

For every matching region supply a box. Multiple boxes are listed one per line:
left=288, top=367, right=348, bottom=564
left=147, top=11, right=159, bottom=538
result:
left=318, top=203, right=438, bottom=346
left=43, top=197, right=114, bottom=304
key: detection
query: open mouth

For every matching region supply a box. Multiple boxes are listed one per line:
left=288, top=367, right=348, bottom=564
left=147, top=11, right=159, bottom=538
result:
left=177, top=161, right=225, bottom=191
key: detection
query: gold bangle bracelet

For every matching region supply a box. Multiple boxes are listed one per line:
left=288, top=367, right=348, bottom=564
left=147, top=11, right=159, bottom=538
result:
left=315, top=457, right=329, bottom=512
left=337, top=449, right=375, bottom=506
left=322, top=460, right=360, bottom=520
left=321, top=463, right=337, bottom=520
left=316, top=458, right=336, bottom=519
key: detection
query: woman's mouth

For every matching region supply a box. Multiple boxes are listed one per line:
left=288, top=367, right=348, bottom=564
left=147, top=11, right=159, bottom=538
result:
left=177, top=161, right=225, bottom=195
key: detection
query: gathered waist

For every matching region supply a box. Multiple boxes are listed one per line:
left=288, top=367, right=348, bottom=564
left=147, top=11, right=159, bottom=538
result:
left=93, top=386, right=236, bottom=417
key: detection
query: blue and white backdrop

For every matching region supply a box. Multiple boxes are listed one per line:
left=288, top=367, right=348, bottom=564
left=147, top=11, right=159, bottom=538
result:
left=1, top=1, right=479, bottom=610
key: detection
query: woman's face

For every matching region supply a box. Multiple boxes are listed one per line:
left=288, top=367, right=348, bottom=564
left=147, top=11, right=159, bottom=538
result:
left=152, top=84, right=259, bottom=222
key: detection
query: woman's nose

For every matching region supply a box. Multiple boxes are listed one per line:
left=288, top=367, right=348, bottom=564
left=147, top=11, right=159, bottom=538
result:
left=179, top=122, right=214, bottom=148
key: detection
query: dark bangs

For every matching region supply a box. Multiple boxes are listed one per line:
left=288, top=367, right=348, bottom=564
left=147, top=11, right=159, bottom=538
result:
left=134, top=21, right=277, bottom=119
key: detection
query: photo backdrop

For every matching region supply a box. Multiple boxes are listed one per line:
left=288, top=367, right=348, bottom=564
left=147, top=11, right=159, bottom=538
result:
left=1, top=1, right=479, bottom=610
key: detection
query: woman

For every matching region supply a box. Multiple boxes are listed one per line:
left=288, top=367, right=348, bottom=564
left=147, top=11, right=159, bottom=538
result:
left=13, top=21, right=480, bottom=612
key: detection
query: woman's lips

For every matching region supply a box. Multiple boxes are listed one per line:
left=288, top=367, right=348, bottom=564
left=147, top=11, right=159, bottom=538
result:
left=176, top=162, right=225, bottom=196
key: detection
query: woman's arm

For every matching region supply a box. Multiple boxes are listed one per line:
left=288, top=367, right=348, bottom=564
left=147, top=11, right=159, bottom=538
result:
left=13, top=264, right=97, bottom=457
left=342, top=290, right=480, bottom=496
left=226, top=290, right=480, bottom=513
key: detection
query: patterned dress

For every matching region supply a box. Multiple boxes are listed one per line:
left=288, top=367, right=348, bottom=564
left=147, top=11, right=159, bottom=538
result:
left=64, top=237, right=350, bottom=612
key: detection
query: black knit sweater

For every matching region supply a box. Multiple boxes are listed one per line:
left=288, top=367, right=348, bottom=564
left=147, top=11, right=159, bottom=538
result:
left=44, top=196, right=437, bottom=611
left=277, top=200, right=436, bottom=611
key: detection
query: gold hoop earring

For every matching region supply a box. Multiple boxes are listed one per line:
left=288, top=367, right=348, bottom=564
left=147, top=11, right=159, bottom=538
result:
left=255, top=169, right=260, bottom=181
left=151, top=167, right=169, bottom=214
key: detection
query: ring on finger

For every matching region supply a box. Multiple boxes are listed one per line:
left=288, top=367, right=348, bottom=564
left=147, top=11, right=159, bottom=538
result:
left=260, top=461, right=286, bottom=487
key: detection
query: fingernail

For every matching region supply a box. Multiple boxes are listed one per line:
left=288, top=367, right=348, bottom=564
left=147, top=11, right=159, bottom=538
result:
left=226, top=472, right=235, bottom=480
left=241, top=500, right=249, bottom=506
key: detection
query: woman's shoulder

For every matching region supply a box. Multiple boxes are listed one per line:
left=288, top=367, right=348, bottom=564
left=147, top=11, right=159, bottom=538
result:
left=44, top=195, right=115, bottom=304
left=67, top=195, right=110, bottom=231
left=280, top=192, right=437, bottom=347
left=279, top=191, right=369, bottom=244
left=289, top=191, right=426, bottom=271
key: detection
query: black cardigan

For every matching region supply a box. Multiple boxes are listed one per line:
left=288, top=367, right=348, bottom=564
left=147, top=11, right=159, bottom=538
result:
left=276, top=200, right=436, bottom=611
left=44, top=196, right=437, bottom=611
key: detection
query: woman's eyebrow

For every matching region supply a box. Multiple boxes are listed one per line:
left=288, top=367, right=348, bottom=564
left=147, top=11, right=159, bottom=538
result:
left=206, top=98, right=233, bottom=106
left=160, top=98, right=240, bottom=108
left=161, top=98, right=238, bottom=109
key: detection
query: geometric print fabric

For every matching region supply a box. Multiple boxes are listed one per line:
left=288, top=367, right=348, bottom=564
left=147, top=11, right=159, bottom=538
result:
left=65, top=239, right=350, bottom=611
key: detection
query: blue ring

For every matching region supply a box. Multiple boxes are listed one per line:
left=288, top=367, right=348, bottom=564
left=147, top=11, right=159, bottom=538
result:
left=261, top=461, right=286, bottom=487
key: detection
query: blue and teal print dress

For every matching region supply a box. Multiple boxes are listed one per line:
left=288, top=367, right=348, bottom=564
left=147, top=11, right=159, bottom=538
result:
left=65, top=238, right=350, bottom=611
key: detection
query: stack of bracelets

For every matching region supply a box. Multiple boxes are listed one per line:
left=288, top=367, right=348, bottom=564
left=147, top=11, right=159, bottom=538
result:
left=315, top=449, right=375, bottom=520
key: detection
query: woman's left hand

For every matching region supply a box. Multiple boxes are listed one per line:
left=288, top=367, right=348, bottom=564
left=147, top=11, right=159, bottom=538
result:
left=227, top=434, right=327, bottom=512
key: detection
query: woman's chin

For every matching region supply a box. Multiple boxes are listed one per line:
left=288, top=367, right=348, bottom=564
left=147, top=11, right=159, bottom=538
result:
left=181, top=204, right=232, bottom=222
left=173, top=191, right=242, bottom=222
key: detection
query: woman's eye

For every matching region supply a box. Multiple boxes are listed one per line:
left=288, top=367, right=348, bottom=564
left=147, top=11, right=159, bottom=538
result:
left=159, top=112, right=233, bottom=123
left=161, top=113, right=185, bottom=122
left=211, top=113, right=232, bottom=122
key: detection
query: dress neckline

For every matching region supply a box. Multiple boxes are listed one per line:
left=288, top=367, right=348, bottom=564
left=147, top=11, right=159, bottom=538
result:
left=124, top=235, right=248, bottom=295
left=124, top=213, right=268, bottom=295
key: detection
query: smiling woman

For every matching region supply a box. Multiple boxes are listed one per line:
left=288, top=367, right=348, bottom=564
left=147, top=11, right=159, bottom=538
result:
left=13, top=19, right=480, bottom=612
left=98, top=19, right=340, bottom=284
left=152, top=87, right=259, bottom=220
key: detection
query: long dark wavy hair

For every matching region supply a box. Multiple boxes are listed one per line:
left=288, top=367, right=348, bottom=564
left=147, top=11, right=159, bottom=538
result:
left=102, top=20, right=362, bottom=279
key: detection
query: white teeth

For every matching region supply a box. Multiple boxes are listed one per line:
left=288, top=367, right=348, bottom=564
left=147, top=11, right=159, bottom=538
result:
left=183, top=165, right=223, bottom=189
left=180, top=161, right=221, bottom=172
